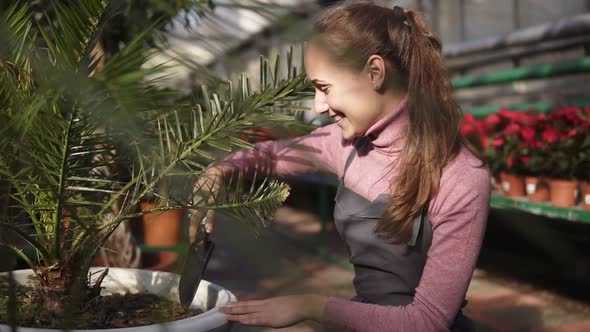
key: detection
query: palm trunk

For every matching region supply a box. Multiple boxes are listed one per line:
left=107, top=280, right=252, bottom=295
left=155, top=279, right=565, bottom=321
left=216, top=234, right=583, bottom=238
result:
left=32, top=258, right=105, bottom=313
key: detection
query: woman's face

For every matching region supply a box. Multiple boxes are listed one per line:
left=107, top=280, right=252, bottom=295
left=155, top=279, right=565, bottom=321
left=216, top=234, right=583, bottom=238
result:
left=304, top=44, right=388, bottom=140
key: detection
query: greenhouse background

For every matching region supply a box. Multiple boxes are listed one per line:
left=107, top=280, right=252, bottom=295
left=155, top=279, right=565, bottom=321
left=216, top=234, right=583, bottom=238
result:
left=1, top=0, right=590, bottom=331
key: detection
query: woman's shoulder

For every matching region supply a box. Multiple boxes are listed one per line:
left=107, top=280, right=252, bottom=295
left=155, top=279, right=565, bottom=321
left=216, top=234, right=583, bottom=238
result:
left=442, top=145, right=490, bottom=184
left=428, top=145, right=491, bottom=215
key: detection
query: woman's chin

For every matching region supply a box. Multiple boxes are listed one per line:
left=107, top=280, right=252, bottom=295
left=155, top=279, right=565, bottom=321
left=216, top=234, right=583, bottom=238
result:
left=340, top=128, right=357, bottom=140
left=336, top=119, right=357, bottom=140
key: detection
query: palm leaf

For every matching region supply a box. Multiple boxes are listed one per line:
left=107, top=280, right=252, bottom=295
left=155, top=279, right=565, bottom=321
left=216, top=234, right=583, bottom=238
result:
left=36, top=0, right=108, bottom=69
left=0, top=1, right=37, bottom=69
left=1, top=0, right=313, bottom=276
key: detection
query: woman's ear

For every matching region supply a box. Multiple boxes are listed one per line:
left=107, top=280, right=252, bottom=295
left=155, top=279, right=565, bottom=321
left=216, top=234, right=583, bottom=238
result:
left=366, top=55, right=386, bottom=90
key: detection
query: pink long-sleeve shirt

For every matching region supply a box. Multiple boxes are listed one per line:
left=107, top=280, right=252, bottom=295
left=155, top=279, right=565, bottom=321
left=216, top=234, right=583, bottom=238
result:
left=219, top=100, right=491, bottom=331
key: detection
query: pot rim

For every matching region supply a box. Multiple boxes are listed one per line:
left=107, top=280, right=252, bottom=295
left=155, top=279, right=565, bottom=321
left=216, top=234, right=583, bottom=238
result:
left=0, top=267, right=236, bottom=332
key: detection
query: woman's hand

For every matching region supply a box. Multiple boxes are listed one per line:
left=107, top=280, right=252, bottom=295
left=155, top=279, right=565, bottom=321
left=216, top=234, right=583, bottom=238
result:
left=219, top=295, right=328, bottom=328
left=189, top=166, right=224, bottom=240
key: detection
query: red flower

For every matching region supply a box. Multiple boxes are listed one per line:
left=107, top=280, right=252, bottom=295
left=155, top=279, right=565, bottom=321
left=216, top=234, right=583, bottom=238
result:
left=492, top=137, right=505, bottom=148
left=504, top=123, right=520, bottom=135
left=520, top=127, right=535, bottom=142
left=566, top=129, right=577, bottom=138
left=520, top=111, right=537, bottom=126
left=460, top=123, right=477, bottom=136
left=484, top=114, right=501, bottom=128
left=499, top=109, right=526, bottom=123
left=534, top=140, right=546, bottom=148
left=542, top=128, right=559, bottom=143
left=463, top=113, right=476, bottom=123
left=521, top=155, right=530, bottom=164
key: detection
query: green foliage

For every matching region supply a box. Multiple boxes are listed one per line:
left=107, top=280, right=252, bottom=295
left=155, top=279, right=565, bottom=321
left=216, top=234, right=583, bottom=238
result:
left=0, top=0, right=312, bottom=298
left=0, top=0, right=216, bottom=56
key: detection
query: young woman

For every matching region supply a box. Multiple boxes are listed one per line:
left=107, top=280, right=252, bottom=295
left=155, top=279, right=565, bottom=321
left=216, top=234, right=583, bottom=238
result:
left=202, top=2, right=490, bottom=331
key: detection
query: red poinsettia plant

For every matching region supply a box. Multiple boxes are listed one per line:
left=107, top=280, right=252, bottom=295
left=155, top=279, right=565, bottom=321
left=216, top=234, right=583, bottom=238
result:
left=460, top=110, right=511, bottom=175
left=479, top=108, right=538, bottom=176
left=460, top=113, right=487, bottom=152
left=461, top=106, right=590, bottom=180
left=540, top=106, right=590, bottom=180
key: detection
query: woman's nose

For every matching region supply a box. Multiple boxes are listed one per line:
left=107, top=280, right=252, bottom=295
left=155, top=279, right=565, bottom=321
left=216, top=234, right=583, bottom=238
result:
left=314, top=93, right=330, bottom=114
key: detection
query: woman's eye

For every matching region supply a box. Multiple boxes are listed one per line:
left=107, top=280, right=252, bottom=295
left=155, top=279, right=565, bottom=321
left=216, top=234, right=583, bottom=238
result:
left=321, top=87, right=330, bottom=94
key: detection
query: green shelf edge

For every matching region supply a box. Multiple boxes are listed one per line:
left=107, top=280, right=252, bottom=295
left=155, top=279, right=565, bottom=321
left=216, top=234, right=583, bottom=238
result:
left=464, top=98, right=590, bottom=118
left=452, top=56, right=590, bottom=89
left=491, top=194, right=590, bottom=223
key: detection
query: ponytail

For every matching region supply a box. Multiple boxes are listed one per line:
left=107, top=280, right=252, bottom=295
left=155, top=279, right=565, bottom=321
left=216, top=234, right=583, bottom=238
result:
left=376, top=7, right=462, bottom=242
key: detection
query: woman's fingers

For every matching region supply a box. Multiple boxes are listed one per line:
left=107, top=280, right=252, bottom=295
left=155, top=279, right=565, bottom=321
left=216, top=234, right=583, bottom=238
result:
left=221, top=302, right=270, bottom=326
left=223, top=313, right=266, bottom=325
left=220, top=300, right=264, bottom=314
left=219, top=298, right=305, bottom=328
left=190, top=166, right=224, bottom=236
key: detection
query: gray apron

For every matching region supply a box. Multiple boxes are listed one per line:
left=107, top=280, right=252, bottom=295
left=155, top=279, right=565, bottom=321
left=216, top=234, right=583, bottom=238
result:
left=333, top=137, right=474, bottom=331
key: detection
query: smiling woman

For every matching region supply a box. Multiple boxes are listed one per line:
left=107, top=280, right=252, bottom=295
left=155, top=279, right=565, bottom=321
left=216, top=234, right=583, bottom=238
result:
left=305, top=43, right=406, bottom=140
left=197, top=1, right=491, bottom=331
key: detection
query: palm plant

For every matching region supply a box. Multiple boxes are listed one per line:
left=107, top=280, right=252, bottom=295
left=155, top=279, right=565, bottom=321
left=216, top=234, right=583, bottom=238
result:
left=0, top=0, right=311, bottom=319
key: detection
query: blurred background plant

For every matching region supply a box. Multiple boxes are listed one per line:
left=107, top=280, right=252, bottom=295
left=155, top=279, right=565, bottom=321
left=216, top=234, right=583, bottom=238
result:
left=0, top=0, right=311, bottom=323
left=460, top=106, right=590, bottom=204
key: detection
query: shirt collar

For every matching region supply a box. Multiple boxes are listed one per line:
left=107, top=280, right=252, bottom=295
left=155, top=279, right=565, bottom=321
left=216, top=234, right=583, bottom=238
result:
left=363, top=96, right=409, bottom=153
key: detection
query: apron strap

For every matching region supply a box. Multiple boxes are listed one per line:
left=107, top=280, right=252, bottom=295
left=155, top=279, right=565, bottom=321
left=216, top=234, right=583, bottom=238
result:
left=340, top=136, right=427, bottom=247
left=408, top=206, right=426, bottom=246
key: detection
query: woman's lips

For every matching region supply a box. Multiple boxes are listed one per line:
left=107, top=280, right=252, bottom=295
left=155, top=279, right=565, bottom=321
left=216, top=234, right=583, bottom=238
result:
left=333, top=111, right=345, bottom=122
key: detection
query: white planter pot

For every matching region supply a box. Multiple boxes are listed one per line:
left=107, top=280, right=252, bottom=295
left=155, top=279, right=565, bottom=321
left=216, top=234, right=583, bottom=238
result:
left=0, top=267, right=236, bottom=332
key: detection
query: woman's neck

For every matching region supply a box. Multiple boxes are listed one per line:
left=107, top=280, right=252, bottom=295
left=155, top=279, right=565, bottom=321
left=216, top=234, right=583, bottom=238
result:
left=376, top=90, right=407, bottom=123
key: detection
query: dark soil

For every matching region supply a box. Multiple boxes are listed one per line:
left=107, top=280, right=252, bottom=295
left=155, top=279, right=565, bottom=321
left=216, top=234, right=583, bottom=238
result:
left=0, top=281, right=203, bottom=329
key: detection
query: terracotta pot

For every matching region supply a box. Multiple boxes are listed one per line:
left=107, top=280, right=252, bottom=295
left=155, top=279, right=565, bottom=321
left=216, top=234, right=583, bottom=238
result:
left=500, top=172, right=525, bottom=197
left=140, top=201, right=184, bottom=271
left=581, top=181, right=590, bottom=211
left=525, top=176, right=550, bottom=203
left=548, top=179, right=578, bottom=208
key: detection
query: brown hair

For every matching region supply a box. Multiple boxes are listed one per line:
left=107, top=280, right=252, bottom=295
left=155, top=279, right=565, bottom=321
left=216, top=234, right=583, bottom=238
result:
left=312, top=1, right=463, bottom=241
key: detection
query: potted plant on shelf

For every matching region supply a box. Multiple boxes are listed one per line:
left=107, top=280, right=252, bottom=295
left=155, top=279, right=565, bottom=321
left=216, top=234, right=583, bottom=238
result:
left=517, top=114, right=550, bottom=202
left=460, top=112, right=501, bottom=189
left=0, top=1, right=310, bottom=330
left=541, top=106, right=588, bottom=207
left=483, top=109, right=538, bottom=197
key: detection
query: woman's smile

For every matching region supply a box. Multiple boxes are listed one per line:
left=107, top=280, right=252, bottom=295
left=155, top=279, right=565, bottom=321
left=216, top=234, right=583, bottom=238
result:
left=333, top=111, right=345, bottom=122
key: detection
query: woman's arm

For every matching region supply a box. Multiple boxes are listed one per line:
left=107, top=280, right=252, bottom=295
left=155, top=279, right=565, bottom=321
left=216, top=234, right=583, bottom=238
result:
left=322, top=150, right=491, bottom=332
left=191, top=124, right=344, bottom=234
left=214, top=124, right=343, bottom=178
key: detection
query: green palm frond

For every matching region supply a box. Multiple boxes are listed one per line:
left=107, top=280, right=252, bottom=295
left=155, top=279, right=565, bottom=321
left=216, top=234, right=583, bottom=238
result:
left=0, top=2, right=37, bottom=118
left=0, top=1, right=37, bottom=69
left=2, top=103, right=117, bottom=261
left=156, top=53, right=311, bottom=168
left=1, top=0, right=312, bottom=274
left=203, top=173, right=290, bottom=232
left=36, top=0, right=108, bottom=68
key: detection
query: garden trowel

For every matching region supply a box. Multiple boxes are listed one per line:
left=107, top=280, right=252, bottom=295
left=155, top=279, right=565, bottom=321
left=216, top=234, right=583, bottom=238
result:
left=178, top=217, right=215, bottom=309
